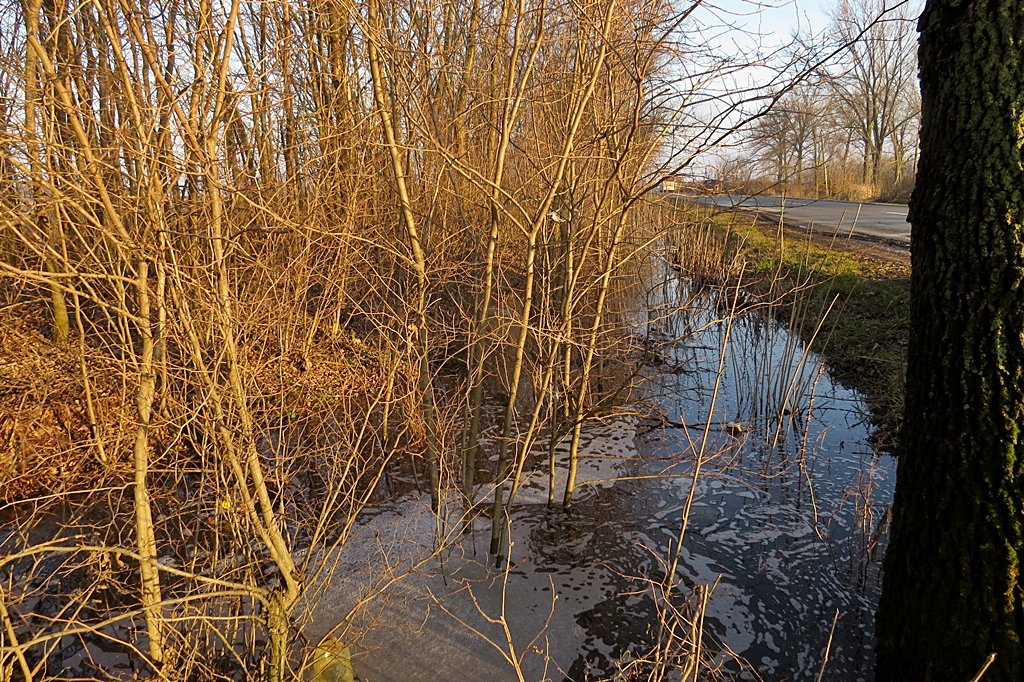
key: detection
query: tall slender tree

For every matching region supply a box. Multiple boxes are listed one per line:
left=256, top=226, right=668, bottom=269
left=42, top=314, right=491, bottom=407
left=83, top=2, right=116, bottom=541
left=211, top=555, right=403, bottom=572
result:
left=875, top=1, right=1024, bottom=679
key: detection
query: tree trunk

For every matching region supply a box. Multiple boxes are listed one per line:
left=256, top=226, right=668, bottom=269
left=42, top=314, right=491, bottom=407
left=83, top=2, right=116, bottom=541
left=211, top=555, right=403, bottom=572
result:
left=133, top=258, right=165, bottom=666
left=366, top=0, right=439, bottom=510
left=875, top=2, right=1024, bottom=680
left=464, top=0, right=538, bottom=509
left=46, top=250, right=69, bottom=343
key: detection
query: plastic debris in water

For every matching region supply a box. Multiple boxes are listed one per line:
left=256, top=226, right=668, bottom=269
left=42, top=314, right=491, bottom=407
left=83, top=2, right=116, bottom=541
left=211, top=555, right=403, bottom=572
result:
left=312, top=637, right=354, bottom=682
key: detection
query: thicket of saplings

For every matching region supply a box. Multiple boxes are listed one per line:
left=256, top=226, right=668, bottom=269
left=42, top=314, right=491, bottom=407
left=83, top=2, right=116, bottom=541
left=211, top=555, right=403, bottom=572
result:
left=0, top=0, right=757, bottom=678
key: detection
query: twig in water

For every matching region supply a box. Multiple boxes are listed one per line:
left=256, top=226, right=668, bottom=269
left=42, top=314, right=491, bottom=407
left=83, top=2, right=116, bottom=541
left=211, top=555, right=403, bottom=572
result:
left=969, top=653, right=997, bottom=682
left=815, top=608, right=840, bottom=682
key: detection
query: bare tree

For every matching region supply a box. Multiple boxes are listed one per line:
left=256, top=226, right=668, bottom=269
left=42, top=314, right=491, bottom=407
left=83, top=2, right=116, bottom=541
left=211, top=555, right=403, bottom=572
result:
left=826, top=0, right=920, bottom=187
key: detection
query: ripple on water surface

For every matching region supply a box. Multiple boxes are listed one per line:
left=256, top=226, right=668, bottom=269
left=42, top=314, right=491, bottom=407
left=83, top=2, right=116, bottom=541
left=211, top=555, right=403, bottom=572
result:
left=312, top=283, right=895, bottom=682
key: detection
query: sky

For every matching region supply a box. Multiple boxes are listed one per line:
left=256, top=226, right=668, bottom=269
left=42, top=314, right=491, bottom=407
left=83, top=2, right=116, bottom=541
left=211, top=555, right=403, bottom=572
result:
left=659, top=0, right=927, bottom=173
left=665, top=0, right=839, bottom=174
left=712, top=0, right=833, bottom=49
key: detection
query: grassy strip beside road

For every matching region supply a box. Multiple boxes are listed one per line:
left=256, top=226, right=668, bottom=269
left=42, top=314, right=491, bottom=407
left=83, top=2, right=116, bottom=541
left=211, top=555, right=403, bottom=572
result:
left=684, top=203, right=910, bottom=449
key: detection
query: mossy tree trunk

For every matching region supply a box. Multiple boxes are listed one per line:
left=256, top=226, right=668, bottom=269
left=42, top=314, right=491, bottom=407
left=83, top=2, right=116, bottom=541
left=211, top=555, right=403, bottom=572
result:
left=875, top=1, right=1024, bottom=680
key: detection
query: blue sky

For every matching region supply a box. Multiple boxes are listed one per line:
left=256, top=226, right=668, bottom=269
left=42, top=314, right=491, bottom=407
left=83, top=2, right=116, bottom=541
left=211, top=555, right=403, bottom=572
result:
left=707, top=0, right=833, bottom=51
left=666, top=0, right=838, bottom=173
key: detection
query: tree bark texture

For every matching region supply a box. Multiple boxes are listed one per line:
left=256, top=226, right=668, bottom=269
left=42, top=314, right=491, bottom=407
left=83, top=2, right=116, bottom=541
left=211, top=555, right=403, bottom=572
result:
left=875, top=1, right=1024, bottom=680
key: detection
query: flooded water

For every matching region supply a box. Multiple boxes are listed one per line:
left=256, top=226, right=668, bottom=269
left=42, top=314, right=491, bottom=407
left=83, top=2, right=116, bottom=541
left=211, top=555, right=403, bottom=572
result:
left=311, top=271, right=896, bottom=681
left=623, top=276, right=895, bottom=680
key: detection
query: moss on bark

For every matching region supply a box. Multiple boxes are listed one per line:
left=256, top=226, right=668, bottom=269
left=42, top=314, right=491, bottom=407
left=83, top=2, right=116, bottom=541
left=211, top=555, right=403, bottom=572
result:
left=875, top=0, right=1024, bottom=679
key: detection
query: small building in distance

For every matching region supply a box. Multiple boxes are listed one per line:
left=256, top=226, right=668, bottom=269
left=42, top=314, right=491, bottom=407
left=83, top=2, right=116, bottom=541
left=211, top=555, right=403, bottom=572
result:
left=659, top=176, right=684, bottom=192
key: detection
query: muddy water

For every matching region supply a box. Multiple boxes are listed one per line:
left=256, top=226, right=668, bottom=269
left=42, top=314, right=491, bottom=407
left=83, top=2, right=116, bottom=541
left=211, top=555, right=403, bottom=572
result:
left=312, top=278, right=895, bottom=681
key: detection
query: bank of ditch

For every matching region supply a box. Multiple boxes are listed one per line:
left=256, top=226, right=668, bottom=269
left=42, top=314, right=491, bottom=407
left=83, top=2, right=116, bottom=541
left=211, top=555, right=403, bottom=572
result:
left=677, top=201, right=911, bottom=450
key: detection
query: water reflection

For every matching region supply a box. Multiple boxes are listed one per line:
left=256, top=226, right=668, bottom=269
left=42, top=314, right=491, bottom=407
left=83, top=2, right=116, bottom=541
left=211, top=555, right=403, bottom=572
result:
left=313, top=271, right=895, bottom=682
left=617, top=274, right=895, bottom=680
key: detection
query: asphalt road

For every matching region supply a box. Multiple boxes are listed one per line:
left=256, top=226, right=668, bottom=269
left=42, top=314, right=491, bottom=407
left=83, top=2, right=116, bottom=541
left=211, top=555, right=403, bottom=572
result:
left=697, top=195, right=911, bottom=244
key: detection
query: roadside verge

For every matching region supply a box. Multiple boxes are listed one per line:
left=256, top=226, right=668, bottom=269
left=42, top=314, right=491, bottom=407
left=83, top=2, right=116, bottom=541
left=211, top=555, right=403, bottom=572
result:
left=689, top=203, right=910, bottom=451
